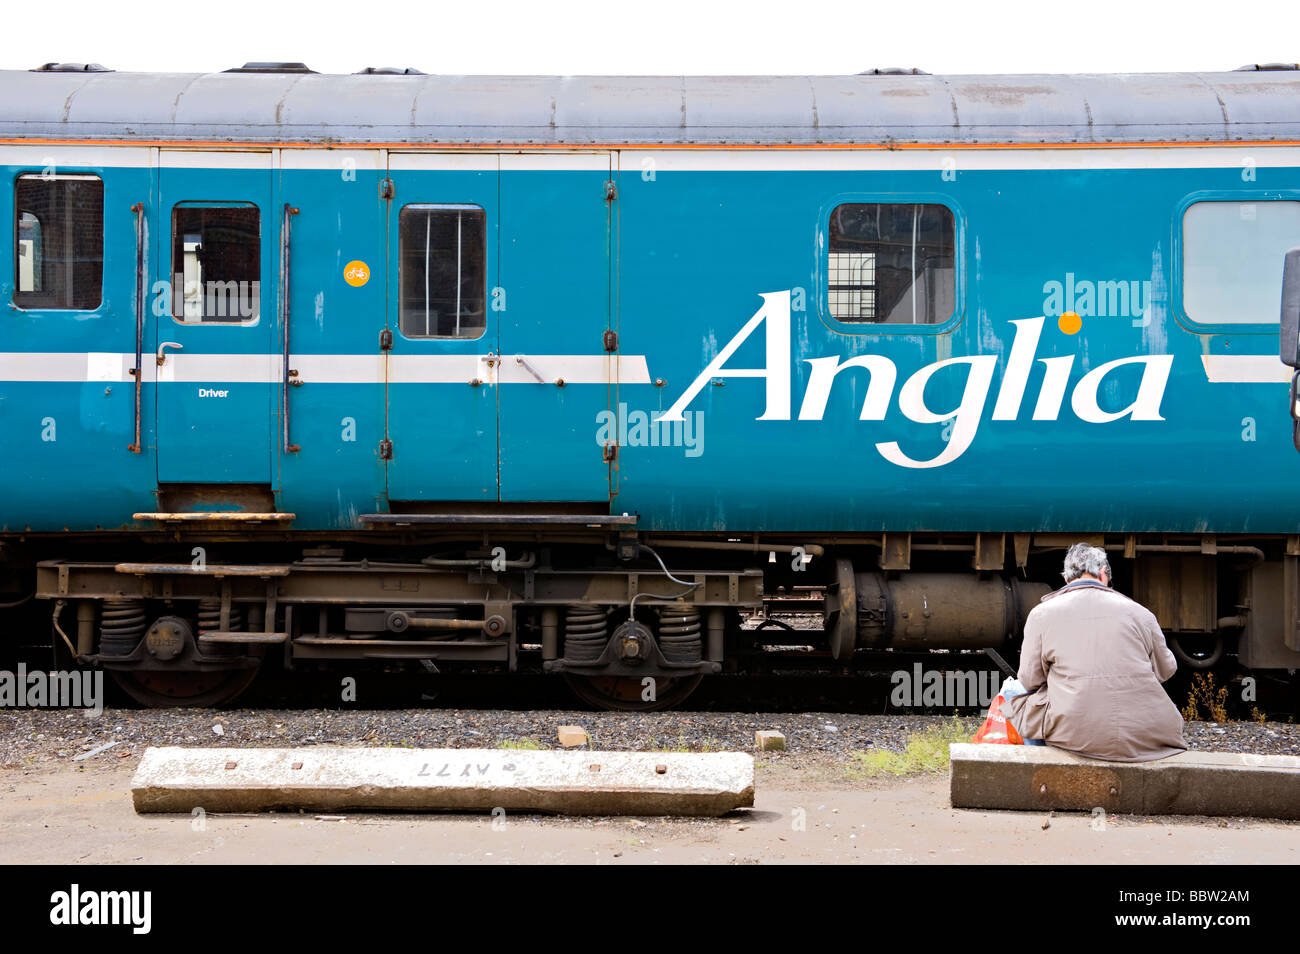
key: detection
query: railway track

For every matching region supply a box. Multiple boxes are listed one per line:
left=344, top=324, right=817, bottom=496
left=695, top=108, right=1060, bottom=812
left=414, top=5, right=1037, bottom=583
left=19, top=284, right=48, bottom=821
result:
left=4, top=585, right=1297, bottom=716
left=5, top=638, right=1297, bottom=718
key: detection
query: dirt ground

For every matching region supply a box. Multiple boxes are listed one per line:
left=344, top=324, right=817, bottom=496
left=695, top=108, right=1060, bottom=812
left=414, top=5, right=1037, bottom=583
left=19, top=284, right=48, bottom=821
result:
left=2, top=757, right=1297, bottom=865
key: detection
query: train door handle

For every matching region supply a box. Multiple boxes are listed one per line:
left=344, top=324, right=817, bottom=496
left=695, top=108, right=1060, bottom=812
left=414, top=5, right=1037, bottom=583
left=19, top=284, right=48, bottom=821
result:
left=156, top=341, right=183, bottom=366
left=514, top=354, right=548, bottom=383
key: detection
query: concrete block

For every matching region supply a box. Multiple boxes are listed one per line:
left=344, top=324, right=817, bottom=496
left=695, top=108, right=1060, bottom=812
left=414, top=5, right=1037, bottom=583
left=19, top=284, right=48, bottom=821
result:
left=950, top=743, right=1300, bottom=819
left=557, top=726, right=589, bottom=748
left=132, top=747, right=754, bottom=817
left=755, top=730, right=786, bottom=751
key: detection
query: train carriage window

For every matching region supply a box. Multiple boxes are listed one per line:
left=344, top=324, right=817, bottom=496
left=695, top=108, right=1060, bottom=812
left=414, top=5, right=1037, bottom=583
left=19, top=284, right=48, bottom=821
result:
left=170, top=205, right=261, bottom=323
left=828, top=203, right=955, bottom=324
left=1183, top=200, right=1300, bottom=324
left=399, top=204, right=486, bottom=339
left=14, top=174, right=103, bottom=310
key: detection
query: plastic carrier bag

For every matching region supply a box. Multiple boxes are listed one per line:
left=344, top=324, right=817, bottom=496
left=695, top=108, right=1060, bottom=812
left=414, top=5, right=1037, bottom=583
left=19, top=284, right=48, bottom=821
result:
left=971, top=692, right=1024, bottom=745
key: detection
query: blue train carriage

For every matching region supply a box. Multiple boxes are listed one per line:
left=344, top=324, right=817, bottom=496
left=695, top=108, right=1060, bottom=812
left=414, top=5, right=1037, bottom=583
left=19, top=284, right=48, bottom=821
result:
left=1, top=62, right=1299, bottom=708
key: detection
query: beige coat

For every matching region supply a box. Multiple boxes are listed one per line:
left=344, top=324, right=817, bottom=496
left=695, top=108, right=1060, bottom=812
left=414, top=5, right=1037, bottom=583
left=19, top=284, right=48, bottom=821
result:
left=1003, top=580, right=1187, bottom=762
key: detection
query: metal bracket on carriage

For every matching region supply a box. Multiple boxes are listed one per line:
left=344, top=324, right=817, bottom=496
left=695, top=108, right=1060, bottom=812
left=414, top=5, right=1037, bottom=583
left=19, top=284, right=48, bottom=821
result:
left=132, top=512, right=296, bottom=526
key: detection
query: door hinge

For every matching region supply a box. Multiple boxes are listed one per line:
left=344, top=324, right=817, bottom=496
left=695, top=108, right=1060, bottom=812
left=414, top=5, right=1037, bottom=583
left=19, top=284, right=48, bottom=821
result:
left=380, top=178, right=395, bottom=200
left=379, top=328, right=393, bottom=351
left=603, top=443, right=618, bottom=463
left=379, top=438, right=393, bottom=460
left=603, top=329, right=618, bottom=352
left=604, top=180, right=617, bottom=202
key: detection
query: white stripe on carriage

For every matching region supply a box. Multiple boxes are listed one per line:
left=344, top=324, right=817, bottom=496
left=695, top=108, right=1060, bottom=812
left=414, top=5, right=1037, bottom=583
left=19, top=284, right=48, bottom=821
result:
left=619, top=145, right=1300, bottom=173
left=3, top=144, right=1299, bottom=173
left=0, top=145, right=154, bottom=167
left=0, top=352, right=135, bottom=382
left=160, top=149, right=273, bottom=169
left=9, top=351, right=1290, bottom=387
left=278, top=149, right=387, bottom=171
left=499, top=153, right=612, bottom=172
left=154, top=352, right=281, bottom=383
left=388, top=153, right=499, bottom=172
left=1200, top=354, right=1293, bottom=384
left=493, top=354, right=649, bottom=384
left=0, top=353, right=652, bottom=385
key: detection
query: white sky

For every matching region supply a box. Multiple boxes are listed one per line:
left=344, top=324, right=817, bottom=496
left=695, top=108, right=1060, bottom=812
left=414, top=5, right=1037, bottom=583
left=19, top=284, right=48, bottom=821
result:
left=4, top=0, right=1298, bottom=76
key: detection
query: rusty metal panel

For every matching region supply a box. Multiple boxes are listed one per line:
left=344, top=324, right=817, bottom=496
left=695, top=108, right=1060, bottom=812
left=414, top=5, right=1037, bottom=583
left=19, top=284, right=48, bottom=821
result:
left=37, top=560, right=765, bottom=609
left=972, top=533, right=1005, bottom=572
left=115, top=563, right=291, bottom=577
left=1132, top=553, right=1216, bottom=633
left=1241, top=562, right=1300, bottom=667
left=1034, top=533, right=1104, bottom=548
left=1012, top=533, right=1031, bottom=568
left=879, top=533, right=910, bottom=571
left=1284, top=556, right=1300, bottom=653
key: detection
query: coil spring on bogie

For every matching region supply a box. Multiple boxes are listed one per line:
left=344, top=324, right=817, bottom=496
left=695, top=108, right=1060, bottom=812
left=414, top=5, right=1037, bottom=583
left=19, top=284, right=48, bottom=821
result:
left=657, top=603, right=703, bottom=663
left=197, top=599, right=242, bottom=633
left=563, top=604, right=608, bottom=663
left=99, top=600, right=146, bottom=656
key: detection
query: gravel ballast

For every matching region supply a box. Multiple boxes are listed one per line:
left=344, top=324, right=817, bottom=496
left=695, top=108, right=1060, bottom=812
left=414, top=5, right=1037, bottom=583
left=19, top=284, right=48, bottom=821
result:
left=1, top=708, right=1297, bottom=767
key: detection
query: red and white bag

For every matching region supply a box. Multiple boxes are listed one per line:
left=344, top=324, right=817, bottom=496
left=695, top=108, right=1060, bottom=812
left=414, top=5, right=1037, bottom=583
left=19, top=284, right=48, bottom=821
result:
left=971, top=692, right=1024, bottom=745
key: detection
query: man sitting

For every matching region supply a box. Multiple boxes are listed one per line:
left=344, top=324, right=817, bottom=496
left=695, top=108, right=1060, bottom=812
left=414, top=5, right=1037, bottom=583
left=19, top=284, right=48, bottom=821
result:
left=1002, top=543, right=1187, bottom=762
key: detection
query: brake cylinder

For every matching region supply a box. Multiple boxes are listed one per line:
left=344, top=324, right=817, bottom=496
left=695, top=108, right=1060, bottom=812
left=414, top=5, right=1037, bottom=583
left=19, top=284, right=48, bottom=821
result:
left=850, top=572, right=1049, bottom=652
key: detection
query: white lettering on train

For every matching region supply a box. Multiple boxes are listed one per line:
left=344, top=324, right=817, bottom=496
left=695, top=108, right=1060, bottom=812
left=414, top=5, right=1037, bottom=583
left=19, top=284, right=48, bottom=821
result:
left=660, top=290, right=1173, bottom=469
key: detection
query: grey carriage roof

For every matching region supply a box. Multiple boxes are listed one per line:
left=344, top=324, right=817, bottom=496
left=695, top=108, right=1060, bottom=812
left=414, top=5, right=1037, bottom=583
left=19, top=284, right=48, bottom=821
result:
left=2, top=69, right=1299, bottom=146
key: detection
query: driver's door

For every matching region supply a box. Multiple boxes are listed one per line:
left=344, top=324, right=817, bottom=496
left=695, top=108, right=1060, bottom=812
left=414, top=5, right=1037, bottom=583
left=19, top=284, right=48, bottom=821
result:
left=154, top=151, right=276, bottom=484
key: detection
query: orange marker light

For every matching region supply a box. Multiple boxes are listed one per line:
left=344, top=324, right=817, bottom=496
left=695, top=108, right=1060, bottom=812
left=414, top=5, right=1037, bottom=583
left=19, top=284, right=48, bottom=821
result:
left=1058, top=311, right=1082, bottom=335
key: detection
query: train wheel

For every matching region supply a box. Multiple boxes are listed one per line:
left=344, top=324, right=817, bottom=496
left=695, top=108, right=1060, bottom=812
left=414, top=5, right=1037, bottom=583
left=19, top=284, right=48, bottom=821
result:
left=1167, top=634, right=1224, bottom=670
left=110, top=666, right=260, bottom=708
left=563, top=673, right=703, bottom=712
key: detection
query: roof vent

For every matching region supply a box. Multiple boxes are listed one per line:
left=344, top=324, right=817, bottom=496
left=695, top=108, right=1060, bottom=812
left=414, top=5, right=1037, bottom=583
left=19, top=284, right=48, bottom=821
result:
left=1234, top=63, right=1300, bottom=71
left=858, top=67, right=929, bottom=75
left=224, top=62, right=316, bottom=74
left=356, top=66, right=426, bottom=75
left=32, top=62, right=112, bottom=72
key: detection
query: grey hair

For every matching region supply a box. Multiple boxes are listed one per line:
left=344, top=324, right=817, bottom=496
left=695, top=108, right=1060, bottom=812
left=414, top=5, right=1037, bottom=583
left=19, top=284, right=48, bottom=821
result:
left=1062, top=543, right=1111, bottom=582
